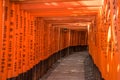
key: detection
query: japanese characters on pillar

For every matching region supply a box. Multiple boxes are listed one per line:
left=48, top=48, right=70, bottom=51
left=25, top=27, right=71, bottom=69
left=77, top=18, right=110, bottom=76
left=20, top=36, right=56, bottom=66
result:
left=22, top=11, right=28, bottom=73
left=32, top=16, right=35, bottom=67
left=52, top=27, right=55, bottom=53
left=49, top=25, right=53, bottom=55
left=38, top=18, right=41, bottom=62
left=27, top=12, right=30, bottom=71
left=25, top=11, right=29, bottom=71
left=15, top=3, right=22, bottom=75
left=0, top=0, right=3, bottom=80
left=56, top=27, right=60, bottom=52
left=47, top=24, right=51, bottom=57
left=54, top=27, right=57, bottom=53
left=8, top=2, right=16, bottom=78
left=1, top=0, right=10, bottom=80
left=44, top=23, right=48, bottom=59
left=19, top=8, right=24, bottom=75
left=41, top=19, right=45, bottom=60
left=37, top=18, right=40, bottom=63
left=59, top=28, right=62, bottom=50
left=51, top=26, right=54, bottom=54
left=34, top=17, right=37, bottom=64
left=29, top=15, right=35, bottom=68
left=39, top=18, right=42, bottom=61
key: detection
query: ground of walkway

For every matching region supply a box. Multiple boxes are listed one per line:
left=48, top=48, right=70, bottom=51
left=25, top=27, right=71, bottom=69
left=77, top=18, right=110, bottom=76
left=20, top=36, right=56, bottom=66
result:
left=41, top=51, right=89, bottom=80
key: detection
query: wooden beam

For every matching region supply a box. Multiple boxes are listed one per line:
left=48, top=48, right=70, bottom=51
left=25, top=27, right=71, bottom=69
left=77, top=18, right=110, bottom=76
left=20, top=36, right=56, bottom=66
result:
left=12, top=0, right=97, bottom=3
left=53, top=26, right=87, bottom=30
left=45, top=19, right=92, bottom=23
left=20, top=3, right=101, bottom=10
left=42, top=16, right=95, bottom=20
left=30, top=10, right=98, bottom=17
left=21, top=7, right=100, bottom=11
left=31, top=13, right=97, bottom=17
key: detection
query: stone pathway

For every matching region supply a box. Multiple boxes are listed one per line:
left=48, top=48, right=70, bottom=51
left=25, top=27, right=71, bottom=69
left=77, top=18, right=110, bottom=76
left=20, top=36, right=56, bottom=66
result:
left=42, top=51, right=89, bottom=80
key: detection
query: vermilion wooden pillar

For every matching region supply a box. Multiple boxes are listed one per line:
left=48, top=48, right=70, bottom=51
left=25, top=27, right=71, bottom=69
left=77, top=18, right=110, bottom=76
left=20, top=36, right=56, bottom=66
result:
left=0, top=0, right=3, bottom=80
left=1, top=0, right=10, bottom=80
left=8, top=2, right=16, bottom=79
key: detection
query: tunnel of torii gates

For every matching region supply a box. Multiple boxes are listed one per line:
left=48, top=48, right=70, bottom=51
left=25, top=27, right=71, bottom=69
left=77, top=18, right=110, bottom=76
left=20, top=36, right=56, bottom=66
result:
left=0, top=0, right=120, bottom=80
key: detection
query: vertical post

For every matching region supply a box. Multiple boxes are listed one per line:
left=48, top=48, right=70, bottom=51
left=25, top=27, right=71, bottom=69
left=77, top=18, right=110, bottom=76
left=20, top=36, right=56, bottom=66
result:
left=0, top=0, right=3, bottom=80
left=1, top=0, right=10, bottom=80
left=8, top=2, right=17, bottom=79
